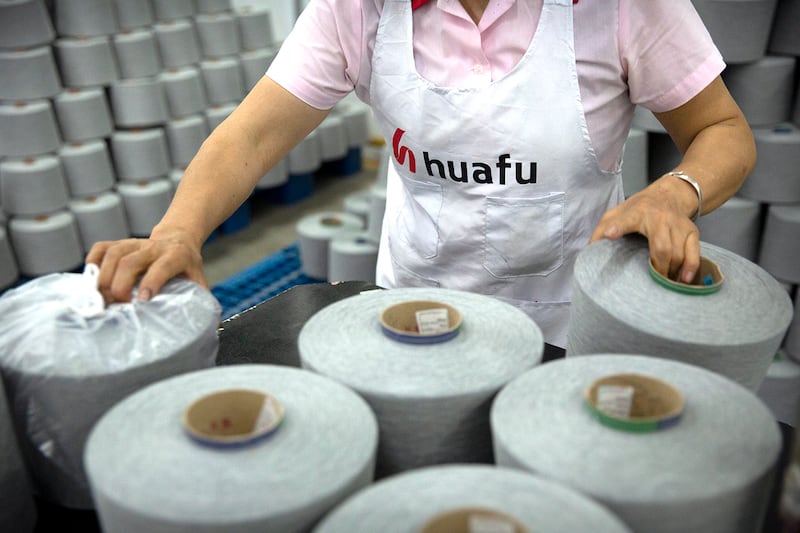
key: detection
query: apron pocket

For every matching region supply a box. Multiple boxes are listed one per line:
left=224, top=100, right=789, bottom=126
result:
left=395, top=177, right=443, bottom=259
left=484, top=192, right=565, bottom=278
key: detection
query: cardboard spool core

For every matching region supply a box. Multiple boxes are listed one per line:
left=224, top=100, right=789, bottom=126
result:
left=421, top=508, right=528, bottom=533
left=183, top=389, right=284, bottom=447
left=320, top=216, right=343, bottom=227
left=649, top=256, right=724, bottom=295
left=585, top=373, right=684, bottom=433
left=380, top=300, right=462, bottom=344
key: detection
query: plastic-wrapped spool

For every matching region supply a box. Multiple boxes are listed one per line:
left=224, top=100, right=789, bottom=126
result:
left=196, top=0, right=232, bottom=13
left=785, top=296, right=800, bottom=362
left=8, top=211, right=83, bottom=277
left=288, top=129, right=322, bottom=174
left=631, top=105, right=665, bottom=133
left=160, top=67, right=207, bottom=118
left=646, top=132, right=681, bottom=179
left=316, top=464, right=630, bottom=533
left=255, top=157, right=289, bottom=189
left=691, top=0, right=778, bottom=64
left=53, top=0, right=117, bottom=37
left=111, top=128, right=171, bottom=180
left=0, top=272, right=220, bottom=509
left=338, top=102, right=371, bottom=148
left=69, top=192, right=130, bottom=252
left=53, top=37, right=119, bottom=87
left=112, top=29, right=162, bottom=79
left=165, top=115, right=209, bottom=168
left=491, top=354, right=782, bottom=533
left=366, top=184, right=387, bottom=244
left=236, top=7, right=274, bottom=51
left=0, top=47, right=61, bottom=100
left=0, top=156, right=70, bottom=216
left=117, top=179, right=173, bottom=237
left=0, top=0, right=54, bottom=49
left=109, top=77, right=169, bottom=128
left=737, top=125, right=800, bottom=204
left=317, top=115, right=349, bottom=161
left=113, top=0, right=154, bottom=30
left=153, top=19, right=201, bottom=69
left=240, top=47, right=277, bottom=91
left=0, top=100, right=61, bottom=157
left=297, top=211, right=363, bottom=279
left=200, top=57, right=244, bottom=105
left=567, top=236, right=793, bottom=392
left=328, top=230, right=378, bottom=284
left=621, top=127, right=648, bottom=198
left=85, top=364, right=377, bottom=533
left=768, top=0, right=800, bottom=55
left=152, top=0, right=195, bottom=21
left=758, top=205, right=800, bottom=284
left=53, top=87, right=114, bottom=142
left=299, top=287, right=544, bottom=476
left=723, top=56, right=795, bottom=126
left=58, top=140, right=116, bottom=198
left=0, top=226, right=20, bottom=291
left=344, top=189, right=371, bottom=225
left=695, top=196, right=762, bottom=262
left=205, top=102, right=237, bottom=131
left=756, top=352, right=800, bottom=425
left=195, top=13, right=240, bottom=58
left=0, top=374, right=36, bottom=533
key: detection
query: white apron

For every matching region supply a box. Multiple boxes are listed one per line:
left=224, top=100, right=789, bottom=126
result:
left=370, top=0, right=623, bottom=347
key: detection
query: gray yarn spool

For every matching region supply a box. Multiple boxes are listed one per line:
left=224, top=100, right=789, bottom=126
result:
left=111, top=128, right=171, bottom=180
left=785, top=295, right=800, bottom=361
left=196, top=13, right=240, bottom=58
left=491, top=354, right=782, bottom=533
left=366, top=184, right=386, bottom=244
left=0, top=275, right=220, bottom=509
left=328, top=230, right=379, bottom=284
left=298, top=287, right=544, bottom=476
left=567, top=236, right=793, bottom=391
left=0, top=0, right=54, bottom=49
left=160, top=66, right=208, bottom=118
left=54, top=0, right=117, bottom=37
left=255, top=157, right=289, bottom=189
left=166, top=115, right=209, bottom=167
left=54, top=37, right=119, bottom=88
left=113, top=29, right=162, bottom=79
left=317, top=115, right=349, bottom=161
left=646, top=131, right=681, bottom=180
left=0, top=227, right=19, bottom=291
left=723, top=56, right=795, bottom=126
left=85, top=364, right=378, bottom=533
left=54, top=88, right=114, bottom=142
left=117, top=179, right=173, bottom=237
left=695, top=196, right=762, bottom=262
left=110, top=77, right=169, bottom=128
left=338, top=102, right=371, bottom=148
left=69, top=192, right=130, bottom=253
left=0, top=47, right=61, bottom=100
left=288, top=130, right=322, bottom=174
left=205, top=102, right=237, bottom=131
left=297, top=211, right=364, bottom=279
left=197, top=0, right=232, bottom=14
left=621, top=127, right=648, bottom=198
left=240, top=47, right=278, bottom=91
left=691, top=0, right=778, bottom=64
left=795, top=87, right=800, bottom=127
left=59, top=140, right=116, bottom=197
left=113, top=0, right=155, bottom=30
left=631, top=105, right=665, bottom=133
left=0, top=156, right=69, bottom=216
left=237, top=8, right=274, bottom=51
left=200, top=57, right=244, bottom=105
left=154, top=20, right=202, bottom=68
left=152, top=0, right=195, bottom=21
left=0, top=375, right=36, bottom=533
left=344, top=189, right=372, bottom=225
left=757, top=352, right=800, bottom=426
left=737, top=124, right=800, bottom=204
left=315, top=464, right=630, bottom=533
left=8, top=211, right=83, bottom=277
left=169, top=168, right=183, bottom=190
left=0, top=100, right=61, bottom=157
left=758, top=205, right=800, bottom=284
left=769, top=0, right=800, bottom=56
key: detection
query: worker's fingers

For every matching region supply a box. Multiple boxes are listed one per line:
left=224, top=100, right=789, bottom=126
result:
left=90, top=239, right=150, bottom=303
left=678, top=228, right=701, bottom=284
left=589, top=203, right=641, bottom=244
left=136, top=244, right=207, bottom=302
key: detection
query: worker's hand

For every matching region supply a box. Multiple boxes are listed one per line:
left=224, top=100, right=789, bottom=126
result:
left=589, top=178, right=700, bottom=284
left=85, top=228, right=207, bottom=304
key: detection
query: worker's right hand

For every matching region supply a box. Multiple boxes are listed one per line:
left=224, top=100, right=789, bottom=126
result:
left=85, top=228, right=207, bottom=304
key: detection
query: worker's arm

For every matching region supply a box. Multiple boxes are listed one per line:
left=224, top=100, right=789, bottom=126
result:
left=590, top=75, right=756, bottom=283
left=86, top=76, right=330, bottom=302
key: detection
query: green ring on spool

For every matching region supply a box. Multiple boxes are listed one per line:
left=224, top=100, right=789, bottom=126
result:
left=648, top=257, right=723, bottom=295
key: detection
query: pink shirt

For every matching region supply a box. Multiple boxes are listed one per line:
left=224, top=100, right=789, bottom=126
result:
left=267, top=0, right=724, bottom=172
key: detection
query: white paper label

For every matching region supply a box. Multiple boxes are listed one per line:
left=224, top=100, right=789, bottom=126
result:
left=253, top=400, right=279, bottom=433
left=596, top=385, right=635, bottom=418
left=468, top=515, right=516, bottom=533
left=415, top=308, right=450, bottom=335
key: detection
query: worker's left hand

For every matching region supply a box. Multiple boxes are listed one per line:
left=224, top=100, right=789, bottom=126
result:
left=589, top=178, right=700, bottom=284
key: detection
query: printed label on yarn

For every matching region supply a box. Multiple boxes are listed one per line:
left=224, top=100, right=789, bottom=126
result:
left=596, top=385, right=634, bottom=419
left=416, top=308, right=450, bottom=335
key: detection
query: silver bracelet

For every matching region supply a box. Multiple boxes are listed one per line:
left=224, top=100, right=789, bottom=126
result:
left=666, top=171, right=702, bottom=222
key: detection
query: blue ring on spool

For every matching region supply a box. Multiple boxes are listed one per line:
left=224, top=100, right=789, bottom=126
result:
left=380, top=323, right=462, bottom=345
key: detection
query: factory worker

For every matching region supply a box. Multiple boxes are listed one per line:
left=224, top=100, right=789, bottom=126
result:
left=88, top=0, right=755, bottom=348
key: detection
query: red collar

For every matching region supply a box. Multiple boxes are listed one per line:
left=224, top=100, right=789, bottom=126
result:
left=411, top=0, right=578, bottom=11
